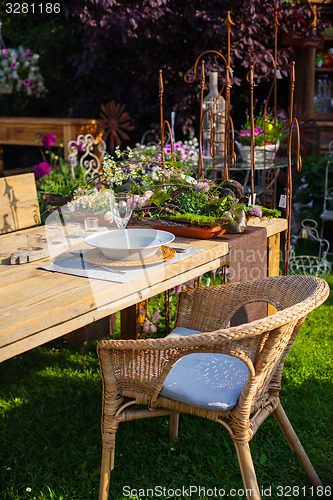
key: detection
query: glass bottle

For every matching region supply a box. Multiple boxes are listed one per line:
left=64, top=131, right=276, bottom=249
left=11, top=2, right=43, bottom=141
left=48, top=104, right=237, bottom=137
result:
left=202, top=72, right=226, bottom=174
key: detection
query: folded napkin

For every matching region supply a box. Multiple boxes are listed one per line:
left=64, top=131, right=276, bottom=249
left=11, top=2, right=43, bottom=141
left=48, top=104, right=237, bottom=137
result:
left=38, top=246, right=204, bottom=284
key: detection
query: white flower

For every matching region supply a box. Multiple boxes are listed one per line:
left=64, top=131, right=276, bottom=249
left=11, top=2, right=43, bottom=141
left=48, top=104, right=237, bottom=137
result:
left=26, top=487, right=32, bottom=492
left=104, top=211, right=113, bottom=223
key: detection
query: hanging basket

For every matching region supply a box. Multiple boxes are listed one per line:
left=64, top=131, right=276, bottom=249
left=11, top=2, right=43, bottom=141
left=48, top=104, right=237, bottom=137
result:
left=235, top=141, right=279, bottom=163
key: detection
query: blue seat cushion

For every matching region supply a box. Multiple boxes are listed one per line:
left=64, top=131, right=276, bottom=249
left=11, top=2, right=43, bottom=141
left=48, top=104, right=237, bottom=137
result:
left=160, top=327, right=249, bottom=411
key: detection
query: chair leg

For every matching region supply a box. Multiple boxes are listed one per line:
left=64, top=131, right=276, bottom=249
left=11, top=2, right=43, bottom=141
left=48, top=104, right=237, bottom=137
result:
left=169, top=413, right=179, bottom=441
left=274, top=403, right=323, bottom=487
left=99, top=447, right=115, bottom=500
left=234, top=442, right=261, bottom=500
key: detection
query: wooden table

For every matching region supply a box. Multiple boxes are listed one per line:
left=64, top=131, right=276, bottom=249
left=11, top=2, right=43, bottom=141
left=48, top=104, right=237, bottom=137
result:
left=0, top=117, right=99, bottom=175
left=0, top=218, right=287, bottom=363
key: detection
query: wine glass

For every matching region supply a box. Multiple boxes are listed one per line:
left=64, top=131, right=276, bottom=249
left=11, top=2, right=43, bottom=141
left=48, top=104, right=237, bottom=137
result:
left=110, top=192, right=134, bottom=229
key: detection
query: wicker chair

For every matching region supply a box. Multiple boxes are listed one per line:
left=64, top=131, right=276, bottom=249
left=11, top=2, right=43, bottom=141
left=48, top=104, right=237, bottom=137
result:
left=97, top=275, right=329, bottom=500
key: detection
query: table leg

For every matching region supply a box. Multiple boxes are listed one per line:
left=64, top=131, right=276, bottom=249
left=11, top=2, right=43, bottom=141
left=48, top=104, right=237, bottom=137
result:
left=0, top=146, right=4, bottom=176
left=120, top=300, right=148, bottom=339
left=268, top=233, right=281, bottom=277
left=267, top=233, right=281, bottom=315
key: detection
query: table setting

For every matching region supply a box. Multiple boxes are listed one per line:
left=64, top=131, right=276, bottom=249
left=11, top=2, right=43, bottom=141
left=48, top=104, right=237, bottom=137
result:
left=38, top=227, right=204, bottom=284
left=35, top=192, right=204, bottom=283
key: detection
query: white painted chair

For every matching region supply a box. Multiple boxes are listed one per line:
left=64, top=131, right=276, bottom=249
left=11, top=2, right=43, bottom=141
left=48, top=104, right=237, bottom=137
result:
left=289, top=219, right=331, bottom=277
left=320, top=139, right=333, bottom=248
left=67, top=134, right=108, bottom=180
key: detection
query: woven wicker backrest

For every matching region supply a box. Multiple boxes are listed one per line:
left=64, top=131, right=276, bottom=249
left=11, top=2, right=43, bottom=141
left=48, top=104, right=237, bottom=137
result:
left=98, top=276, right=329, bottom=426
left=174, top=275, right=328, bottom=416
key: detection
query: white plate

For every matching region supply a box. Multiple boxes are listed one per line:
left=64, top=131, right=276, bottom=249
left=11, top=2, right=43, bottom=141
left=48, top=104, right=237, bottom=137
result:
left=84, top=228, right=175, bottom=261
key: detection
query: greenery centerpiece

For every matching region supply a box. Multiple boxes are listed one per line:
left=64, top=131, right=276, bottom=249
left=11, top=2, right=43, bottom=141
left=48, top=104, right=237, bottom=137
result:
left=35, top=138, right=280, bottom=234
left=67, top=145, right=278, bottom=234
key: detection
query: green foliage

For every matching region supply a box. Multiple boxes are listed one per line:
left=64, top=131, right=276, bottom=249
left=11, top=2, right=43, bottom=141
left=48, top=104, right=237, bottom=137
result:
left=35, top=158, right=85, bottom=221
left=238, top=110, right=288, bottom=146
left=294, top=155, right=331, bottom=220
left=261, top=207, right=282, bottom=218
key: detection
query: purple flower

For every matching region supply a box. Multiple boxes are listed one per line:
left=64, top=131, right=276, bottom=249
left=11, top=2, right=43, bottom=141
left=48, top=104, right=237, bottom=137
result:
left=142, top=319, right=151, bottom=334
left=24, top=49, right=33, bottom=60
left=42, top=133, right=56, bottom=149
left=248, top=205, right=263, bottom=218
left=28, top=81, right=35, bottom=89
left=34, top=162, right=51, bottom=180
left=254, top=127, right=264, bottom=135
left=10, top=62, right=18, bottom=68
left=149, top=323, right=157, bottom=333
left=23, top=79, right=31, bottom=86
left=95, top=182, right=102, bottom=191
left=152, top=310, right=160, bottom=324
left=195, top=181, right=210, bottom=192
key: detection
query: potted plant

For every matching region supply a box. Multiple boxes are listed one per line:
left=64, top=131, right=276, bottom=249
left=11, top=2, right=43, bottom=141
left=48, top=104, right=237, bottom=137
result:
left=34, top=133, right=86, bottom=220
left=235, top=110, right=288, bottom=163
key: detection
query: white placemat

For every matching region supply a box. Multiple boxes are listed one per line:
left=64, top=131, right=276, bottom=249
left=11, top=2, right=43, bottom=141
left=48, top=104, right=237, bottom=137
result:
left=38, top=246, right=204, bottom=283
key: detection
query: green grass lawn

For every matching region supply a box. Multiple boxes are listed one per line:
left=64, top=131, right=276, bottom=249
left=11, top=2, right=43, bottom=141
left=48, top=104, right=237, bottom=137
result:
left=0, top=276, right=332, bottom=500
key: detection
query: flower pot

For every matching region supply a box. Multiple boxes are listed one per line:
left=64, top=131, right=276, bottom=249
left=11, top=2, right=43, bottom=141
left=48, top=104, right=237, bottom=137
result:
left=235, top=141, right=279, bottom=163
left=151, top=224, right=226, bottom=239
left=43, top=193, right=73, bottom=206
left=130, top=215, right=226, bottom=239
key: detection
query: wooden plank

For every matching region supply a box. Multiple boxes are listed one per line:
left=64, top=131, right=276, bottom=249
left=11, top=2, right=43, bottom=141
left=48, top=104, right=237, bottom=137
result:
left=247, top=217, right=287, bottom=237
left=0, top=173, right=40, bottom=234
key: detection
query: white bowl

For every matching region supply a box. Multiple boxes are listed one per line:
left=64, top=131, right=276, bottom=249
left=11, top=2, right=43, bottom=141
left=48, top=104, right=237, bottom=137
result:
left=85, top=228, right=175, bottom=261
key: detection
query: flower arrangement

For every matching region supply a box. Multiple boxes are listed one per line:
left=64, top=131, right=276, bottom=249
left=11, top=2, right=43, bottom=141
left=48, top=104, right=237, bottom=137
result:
left=130, top=138, right=199, bottom=167
left=41, top=141, right=279, bottom=233
left=66, top=145, right=278, bottom=232
left=238, top=110, right=288, bottom=147
left=0, top=47, right=46, bottom=97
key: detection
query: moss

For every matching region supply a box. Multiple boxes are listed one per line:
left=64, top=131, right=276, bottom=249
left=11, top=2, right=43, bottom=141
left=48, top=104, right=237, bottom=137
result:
left=155, top=212, right=224, bottom=227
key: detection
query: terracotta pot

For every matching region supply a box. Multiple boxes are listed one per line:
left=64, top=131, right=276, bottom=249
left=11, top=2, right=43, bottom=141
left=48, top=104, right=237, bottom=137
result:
left=151, top=224, right=226, bottom=239
left=130, top=216, right=226, bottom=239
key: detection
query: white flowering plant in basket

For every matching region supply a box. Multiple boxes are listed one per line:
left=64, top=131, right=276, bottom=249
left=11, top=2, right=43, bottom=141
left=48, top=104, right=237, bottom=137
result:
left=0, top=46, right=46, bottom=97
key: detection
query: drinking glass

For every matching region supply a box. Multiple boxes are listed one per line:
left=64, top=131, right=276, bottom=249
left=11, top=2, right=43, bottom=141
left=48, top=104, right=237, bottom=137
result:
left=27, top=234, right=42, bottom=250
left=110, top=193, right=134, bottom=229
left=67, top=222, right=81, bottom=238
left=84, top=217, right=99, bottom=232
